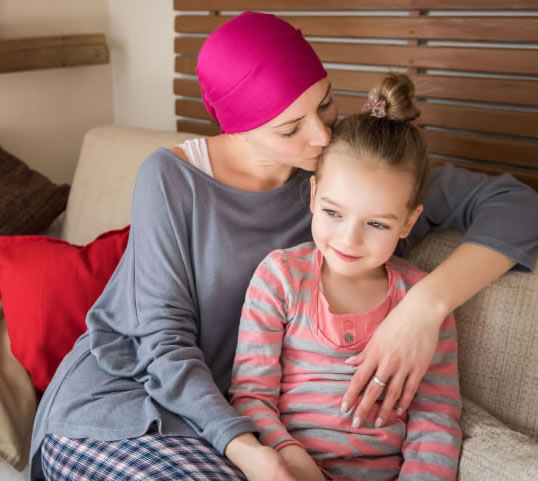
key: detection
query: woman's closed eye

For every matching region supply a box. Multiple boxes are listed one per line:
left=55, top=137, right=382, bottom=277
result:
left=318, top=98, right=333, bottom=112
left=282, top=126, right=299, bottom=138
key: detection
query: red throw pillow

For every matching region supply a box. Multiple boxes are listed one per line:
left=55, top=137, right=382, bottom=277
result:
left=0, top=226, right=130, bottom=392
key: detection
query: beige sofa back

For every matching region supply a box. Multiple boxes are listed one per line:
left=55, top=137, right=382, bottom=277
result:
left=65, top=125, right=537, bottom=440
left=61, top=125, right=201, bottom=246
left=408, top=233, right=537, bottom=439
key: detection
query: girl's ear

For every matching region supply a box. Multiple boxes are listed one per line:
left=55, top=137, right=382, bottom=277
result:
left=400, top=204, right=423, bottom=239
left=309, top=176, right=317, bottom=214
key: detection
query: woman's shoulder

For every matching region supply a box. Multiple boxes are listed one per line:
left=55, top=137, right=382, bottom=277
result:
left=136, top=148, right=198, bottom=186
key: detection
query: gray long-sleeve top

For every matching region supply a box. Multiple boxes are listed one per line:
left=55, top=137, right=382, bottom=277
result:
left=30, top=148, right=538, bottom=479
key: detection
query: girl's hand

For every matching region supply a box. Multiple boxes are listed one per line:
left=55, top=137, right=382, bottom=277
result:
left=247, top=445, right=300, bottom=481
left=225, top=433, right=299, bottom=481
left=279, top=445, right=326, bottom=481
left=341, top=286, right=445, bottom=428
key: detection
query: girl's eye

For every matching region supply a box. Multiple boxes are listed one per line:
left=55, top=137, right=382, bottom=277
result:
left=282, top=127, right=299, bottom=138
left=322, top=209, right=340, bottom=218
left=368, top=221, right=388, bottom=230
left=318, top=98, right=333, bottom=111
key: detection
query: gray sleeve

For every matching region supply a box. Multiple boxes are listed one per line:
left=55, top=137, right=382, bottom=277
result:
left=89, top=153, right=255, bottom=454
left=404, top=164, right=538, bottom=272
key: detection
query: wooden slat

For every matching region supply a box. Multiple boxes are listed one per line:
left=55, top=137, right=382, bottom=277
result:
left=411, top=74, right=538, bottom=107
left=174, top=37, right=538, bottom=77
left=175, top=55, right=197, bottom=75
left=176, top=15, right=538, bottom=42
left=403, top=73, right=537, bottom=108
left=312, top=43, right=538, bottom=76
left=419, top=104, right=538, bottom=138
left=326, top=71, right=538, bottom=107
left=175, top=0, right=538, bottom=10
left=174, top=78, right=202, bottom=97
left=0, top=34, right=108, bottom=73
left=174, top=36, right=205, bottom=55
left=432, top=159, right=538, bottom=191
left=177, top=119, right=220, bottom=136
left=334, top=95, right=538, bottom=137
left=425, top=130, right=538, bottom=168
left=176, top=98, right=211, bottom=119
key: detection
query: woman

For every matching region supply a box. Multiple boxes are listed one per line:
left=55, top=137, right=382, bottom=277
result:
left=31, top=12, right=537, bottom=481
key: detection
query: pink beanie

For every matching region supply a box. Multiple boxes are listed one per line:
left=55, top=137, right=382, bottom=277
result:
left=196, top=12, right=327, bottom=134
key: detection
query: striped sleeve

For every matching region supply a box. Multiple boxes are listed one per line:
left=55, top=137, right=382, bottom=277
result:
left=400, top=313, right=462, bottom=481
left=229, top=251, right=302, bottom=451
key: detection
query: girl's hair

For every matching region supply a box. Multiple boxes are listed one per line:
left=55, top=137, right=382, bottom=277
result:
left=318, top=73, right=430, bottom=208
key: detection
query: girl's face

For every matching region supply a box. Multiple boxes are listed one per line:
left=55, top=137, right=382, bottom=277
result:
left=310, top=145, right=423, bottom=280
left=240, top=78, right=338, bottom=171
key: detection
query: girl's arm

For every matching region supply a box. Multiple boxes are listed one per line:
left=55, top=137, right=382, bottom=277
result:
left=399, top=313, right=462, bottom=481
left=229, top=251, right=325, bottom=481
left=225, top=433, right=299, bottom=481
left=341, top=165, right=538, bottom=425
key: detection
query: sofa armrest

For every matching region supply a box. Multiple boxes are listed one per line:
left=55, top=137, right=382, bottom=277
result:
left=459, top=397, right=538, bottom=481
left=0, top=304, right=37, bottom=471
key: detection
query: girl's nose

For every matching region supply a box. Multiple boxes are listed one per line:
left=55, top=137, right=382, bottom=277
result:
left=341, top=223, right=363, bottom=247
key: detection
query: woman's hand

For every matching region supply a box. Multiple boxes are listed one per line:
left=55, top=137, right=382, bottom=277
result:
left=341, top=285, right=445, bottom=428
left=225, top=433, right=299, bottom=481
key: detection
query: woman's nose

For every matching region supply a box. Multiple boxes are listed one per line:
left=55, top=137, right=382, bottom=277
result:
left=310, top=118, right=331, bottom=147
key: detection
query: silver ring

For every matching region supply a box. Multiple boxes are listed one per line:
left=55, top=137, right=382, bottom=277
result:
left=372, top=375, right=387, bottom=387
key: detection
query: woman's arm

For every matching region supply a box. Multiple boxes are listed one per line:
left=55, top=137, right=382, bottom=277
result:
left=88, top=151, right=255, bottom=453
left=341, top=165, right=537, bottom=425
left=343, top=244, right=513, bottom=427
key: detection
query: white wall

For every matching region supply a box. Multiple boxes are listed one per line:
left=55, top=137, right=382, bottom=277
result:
left=107, top=0, right=176, bottom=132
left=0, top=0, right=114, bottom=185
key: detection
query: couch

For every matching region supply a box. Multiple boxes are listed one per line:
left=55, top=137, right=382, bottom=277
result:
left=1, top=125, right=536, bottom=480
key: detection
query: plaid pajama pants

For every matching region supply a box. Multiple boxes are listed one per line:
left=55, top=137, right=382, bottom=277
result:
left=41, top=434, right=247, bottom=480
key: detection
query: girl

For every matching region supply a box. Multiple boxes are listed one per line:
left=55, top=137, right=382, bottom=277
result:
left=230, top=73, right=461, bottom=481
left=32, top=12, right=535, bottom=481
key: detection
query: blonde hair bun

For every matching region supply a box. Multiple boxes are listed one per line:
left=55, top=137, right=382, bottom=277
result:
left=377, top=73, right=420, bottom=122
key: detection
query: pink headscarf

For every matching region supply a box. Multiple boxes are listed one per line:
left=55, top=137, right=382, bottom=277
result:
left=196, top=11, right=327, bottom=134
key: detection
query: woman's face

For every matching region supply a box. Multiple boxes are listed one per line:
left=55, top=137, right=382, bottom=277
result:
left=241, top=78, right=338, bottom=171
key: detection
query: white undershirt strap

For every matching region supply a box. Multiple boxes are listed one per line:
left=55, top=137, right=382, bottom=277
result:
left=177, top=138, right=214, bottom=178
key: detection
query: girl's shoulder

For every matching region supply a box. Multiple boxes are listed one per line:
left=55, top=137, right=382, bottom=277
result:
left=267, top=241, right=317, bottom=268
left=257, top=242, right=317, bottom=285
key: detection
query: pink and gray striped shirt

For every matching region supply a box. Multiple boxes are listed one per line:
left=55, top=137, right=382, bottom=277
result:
left=230, top=242, right=461, bottom=481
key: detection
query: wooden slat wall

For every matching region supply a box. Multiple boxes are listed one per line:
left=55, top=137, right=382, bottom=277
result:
left=173, top=1, right=538, bottom=190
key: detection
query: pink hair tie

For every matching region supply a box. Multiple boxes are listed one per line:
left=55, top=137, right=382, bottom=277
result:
left=361, top=88, right=386, bottom=118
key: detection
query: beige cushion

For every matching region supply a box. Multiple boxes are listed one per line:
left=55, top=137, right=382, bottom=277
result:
left=459, top=397, right=538, bottom=480
left=408, top=231, right=538, bottom=439
left=61, top=125, right=201, bottom=245
left=0, top=303, right=37, bottom=471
